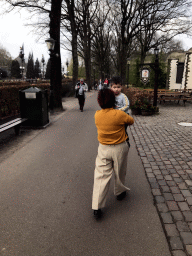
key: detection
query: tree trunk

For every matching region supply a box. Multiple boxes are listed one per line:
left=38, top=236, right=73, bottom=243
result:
left=140, top=44, right=148, bottom=65
left=72, top=31, right=78, bottom=90
left=120, top=42, right=127, bottom=85
left=49, top=0, right=62, bottom=110
left=84, top=35, right=92, bottom=91
left=84, top=53, right=91, bottom=90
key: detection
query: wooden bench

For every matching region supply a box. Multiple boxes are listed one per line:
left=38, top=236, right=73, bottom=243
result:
left=158, top=94, right=192, bottom=106
left=0, top=118, right=27, bottom=135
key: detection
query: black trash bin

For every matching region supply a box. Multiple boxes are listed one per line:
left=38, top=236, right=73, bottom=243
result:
left=19, top=87, right=49, bottom=127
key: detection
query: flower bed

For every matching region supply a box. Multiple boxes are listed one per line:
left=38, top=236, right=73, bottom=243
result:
left=123, top=87, right=159, bottom=115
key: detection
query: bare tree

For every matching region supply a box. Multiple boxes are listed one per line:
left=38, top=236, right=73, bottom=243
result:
left=0, top=44, right=12, bottom=69
left=107, top=0, right=192, bottom=84
left=136, top=0, right=192, bottom=64
left=61, top=0, right=101, bottom=90
left=107, top=0, right=151, bottom=84
left=1, top=0, right=63, bottom=110
left=161, top=38, right=184, bottom=54
left=61, top=0, right=79, bottom=90
left=77, top=0, right=99, bottom=89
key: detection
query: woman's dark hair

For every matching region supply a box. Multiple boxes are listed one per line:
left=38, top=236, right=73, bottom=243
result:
left=97, top=88, right=116, bottom=109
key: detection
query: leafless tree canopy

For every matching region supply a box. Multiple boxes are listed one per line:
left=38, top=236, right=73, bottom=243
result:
left=1, top=0, right=192, bottom=85
left=0, top=45, right=12, bottom=68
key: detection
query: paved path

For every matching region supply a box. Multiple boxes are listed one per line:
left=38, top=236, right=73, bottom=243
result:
left=130, top=103, right=192, bottom=256
left=0, top=92, right=171, bottom=256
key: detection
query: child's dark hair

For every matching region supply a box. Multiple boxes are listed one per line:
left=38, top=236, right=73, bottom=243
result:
left=111, top=76, right=122, bottom=86
left=97, top=89, right=116, bottom=109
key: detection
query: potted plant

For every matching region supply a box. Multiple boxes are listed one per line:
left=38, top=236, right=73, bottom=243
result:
left=130, top=100, right=142, bottom=115
left=154, top=106, right=159, bottom=113
left=140, top=103, right=156, bottom=116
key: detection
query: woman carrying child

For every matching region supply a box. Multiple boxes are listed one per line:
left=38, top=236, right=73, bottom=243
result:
left=92, top=88, right=134, bottom=219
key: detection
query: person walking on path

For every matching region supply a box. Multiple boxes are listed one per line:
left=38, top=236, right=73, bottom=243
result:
left=103, top=77, right=109, bottom=88
left=92, top=89, right=134, bottom=219
left=77, top=79, right=86, bottom=112
left=98, top=78, right=103, bottom=90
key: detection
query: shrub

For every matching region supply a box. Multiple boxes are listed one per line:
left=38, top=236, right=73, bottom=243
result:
left=61, top=78, right=74, bottom=97
left=0, top=82, right=50, bottom=119
left=123, top=87, right=153, bottom=106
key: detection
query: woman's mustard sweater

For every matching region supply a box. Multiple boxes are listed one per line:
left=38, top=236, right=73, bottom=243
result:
left=95, top=108, right=134, bottom=145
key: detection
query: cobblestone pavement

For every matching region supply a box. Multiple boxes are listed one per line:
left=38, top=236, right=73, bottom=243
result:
left=61, top=96, right=192, bottom=255
left=130, top=102, right=192, bottom=256
left=1, top=92, right=192, bottom=255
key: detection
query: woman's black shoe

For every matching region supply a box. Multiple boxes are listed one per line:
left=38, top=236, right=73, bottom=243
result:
left=93, top=209, right=102, bottom=219
left=116, top=191, right=126, bottom=200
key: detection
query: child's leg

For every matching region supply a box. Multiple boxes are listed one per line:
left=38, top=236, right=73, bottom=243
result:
left=125, top=124, right=130, bottom=147
left=92, top=144, right=113, bottom=210
left=112, top=142, right=130, bottom=196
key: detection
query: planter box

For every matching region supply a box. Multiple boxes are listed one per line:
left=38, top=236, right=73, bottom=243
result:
left=131, top=109, right=141, bottom=115
left=141, top=110, right=154, bottom=116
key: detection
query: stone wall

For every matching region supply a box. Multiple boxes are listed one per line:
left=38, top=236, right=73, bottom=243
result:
left=185, top=53, right=192, bottom=89
left=168, top=48, right=192, bottom=90
left=169, top=59, right=181, bottom=90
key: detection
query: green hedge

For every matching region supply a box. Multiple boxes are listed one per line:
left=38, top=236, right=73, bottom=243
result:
left=0, top=83, right=50, bottom=119
left=0, top=78, right=74, bottom=119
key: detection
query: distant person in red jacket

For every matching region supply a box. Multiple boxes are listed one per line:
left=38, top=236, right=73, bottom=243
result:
left=103, top=78, right=109, bottom=88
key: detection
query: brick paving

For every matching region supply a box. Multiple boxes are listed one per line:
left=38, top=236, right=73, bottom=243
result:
left=1, top=92, right=192, bottom=255
left=62, top=95, right=192, bottom=255
left=130, top=103, right=192, bottom=256
left=59, top=96, right=192, bottom=255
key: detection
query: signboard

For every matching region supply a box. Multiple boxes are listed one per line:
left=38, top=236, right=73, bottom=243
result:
left=141, top=67, right=150, bottom=84
left=25, top=92, right=36, bottom=99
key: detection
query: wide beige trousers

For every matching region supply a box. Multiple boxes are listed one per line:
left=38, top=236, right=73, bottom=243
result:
left=92, top=141, right=130, bottom=210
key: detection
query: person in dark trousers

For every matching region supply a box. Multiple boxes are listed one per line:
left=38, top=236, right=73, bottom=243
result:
left=94, top=81, right=98, bottom=90
left=77, top=79, right=86, bottom=112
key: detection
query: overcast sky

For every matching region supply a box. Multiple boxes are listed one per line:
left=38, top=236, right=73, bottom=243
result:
left=0, top=10, right=70, bottom=70
left=0, top=7, right=192, bottom=69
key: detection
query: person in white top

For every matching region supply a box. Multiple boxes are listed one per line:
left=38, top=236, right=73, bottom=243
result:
left=98, top=79, right=103, bottom=90
left=77, top=79, right=86, bottom=112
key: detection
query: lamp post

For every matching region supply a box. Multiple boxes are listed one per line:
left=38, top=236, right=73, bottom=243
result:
left=45, top=37, right=56, bottom=111
left=41, top=54, right=45, bottom=79
left=153, top=46, right=159, bottom=107
left=66, top=59, right=69, bottom=78
left=19, top=45, right=24, bottom=79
